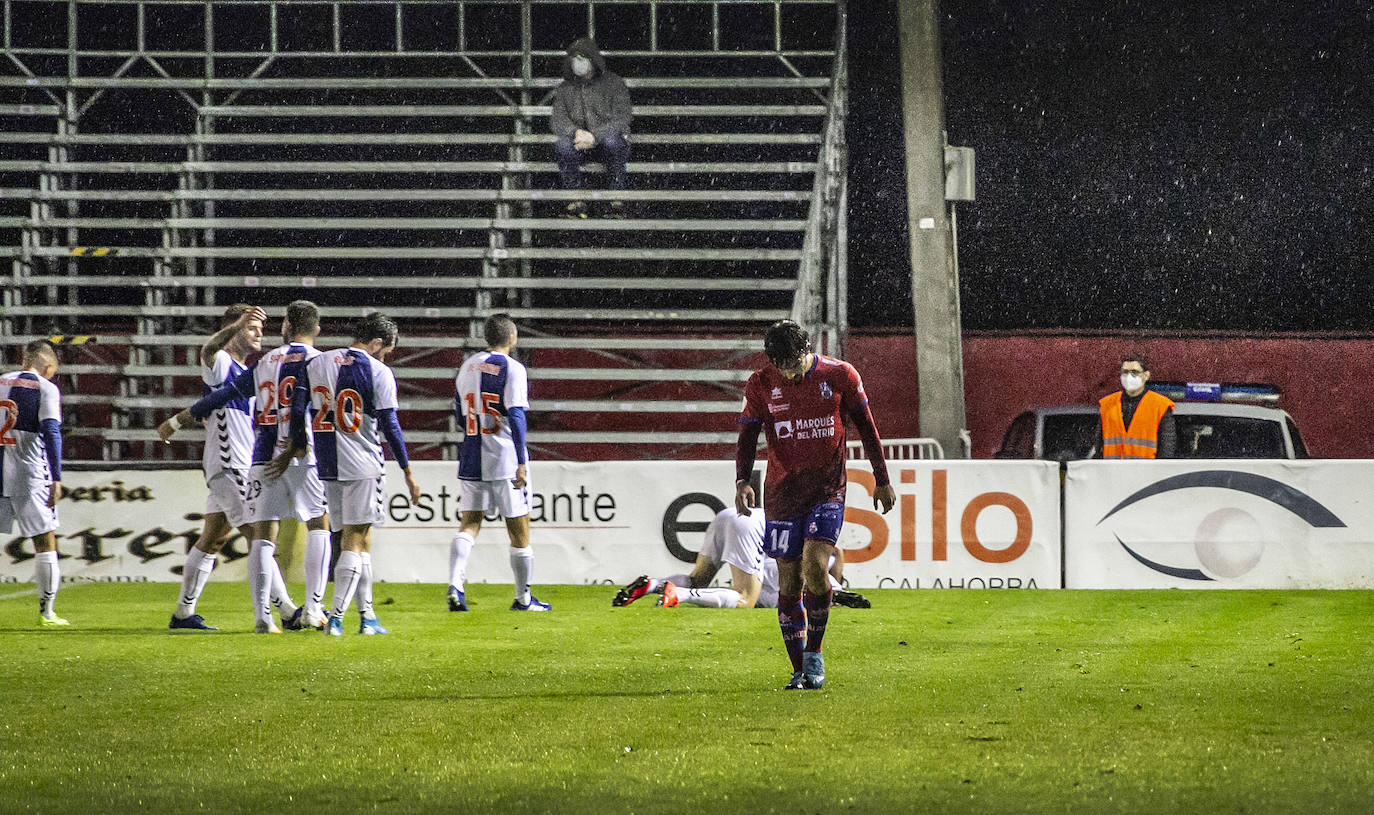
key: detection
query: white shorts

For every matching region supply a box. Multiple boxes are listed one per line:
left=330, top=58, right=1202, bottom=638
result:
left=703, top=509, right=778, bottom=608
left=325, top=476, right=386, bottom=531
left=0, top=483, right=59, bottom=537
left=456, top=478, right=531, bottom=519
left=701, top=509, right=768, bottom=577
left=247, top=463, right=327, bottom=524
left=204, top=469, right=249, bottom=528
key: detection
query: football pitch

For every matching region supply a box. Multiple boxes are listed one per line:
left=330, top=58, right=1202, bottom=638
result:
left=3, top=583, right=1371, bottom=814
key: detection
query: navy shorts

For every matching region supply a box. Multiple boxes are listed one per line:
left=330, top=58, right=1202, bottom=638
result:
left=763, top=502, right=844, bottom=560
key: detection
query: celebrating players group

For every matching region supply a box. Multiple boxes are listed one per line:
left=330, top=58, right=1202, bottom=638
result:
left=7, top=311, right=894, bottom=689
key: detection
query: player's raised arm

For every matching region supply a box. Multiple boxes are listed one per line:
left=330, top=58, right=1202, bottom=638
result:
left=199, top=305, right=266, bottom=367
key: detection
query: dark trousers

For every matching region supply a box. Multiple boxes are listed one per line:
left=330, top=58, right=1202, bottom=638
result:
left=554, top=131, right=630, bottom=191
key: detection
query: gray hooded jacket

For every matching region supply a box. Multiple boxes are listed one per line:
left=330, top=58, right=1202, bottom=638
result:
left=550, top=38, right=632, bottom=142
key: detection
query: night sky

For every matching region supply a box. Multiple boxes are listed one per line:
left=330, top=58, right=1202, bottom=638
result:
left=847, top=0, right=1372, bottom=331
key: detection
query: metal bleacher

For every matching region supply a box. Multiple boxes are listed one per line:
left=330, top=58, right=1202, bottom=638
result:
left=0, top=0, right=850, bottom=462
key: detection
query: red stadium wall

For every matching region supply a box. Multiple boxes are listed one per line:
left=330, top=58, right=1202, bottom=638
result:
left=848, top=331, right=1374, bottom=459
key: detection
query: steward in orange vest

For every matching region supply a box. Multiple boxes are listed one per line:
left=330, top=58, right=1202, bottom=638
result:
left=1098, top=357, right=1176, bottom=459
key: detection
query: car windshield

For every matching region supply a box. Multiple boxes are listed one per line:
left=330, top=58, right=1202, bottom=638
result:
left=1175, top=416, right=1286, bottom=458
left=1041, top=414, right=1099, bottom=461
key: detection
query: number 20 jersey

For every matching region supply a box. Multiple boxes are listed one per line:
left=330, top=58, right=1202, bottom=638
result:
left=304, top=347, right=399, bottom=482
left=251, top=342, right=321, bottom=466
left=455, top=351, right=529, bottom=482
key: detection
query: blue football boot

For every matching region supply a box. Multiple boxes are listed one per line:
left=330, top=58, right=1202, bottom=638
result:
left=324, top=614, right=343, bottom=637
left=447, top=585, right=468, bottom=612
left=358, top=616, right=389, bottom=635
left=169, top=614, right=218, bottom=631
left=801, top=651, right=825, bottom=690
left=510, top=595, right=552, bottom=611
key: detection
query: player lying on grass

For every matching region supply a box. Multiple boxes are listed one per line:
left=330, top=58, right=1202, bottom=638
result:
left=612, top=507, right=870, bottom=609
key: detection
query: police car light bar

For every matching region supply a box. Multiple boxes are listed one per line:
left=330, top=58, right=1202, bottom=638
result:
left=1150, top=381, right=1281, bottom=405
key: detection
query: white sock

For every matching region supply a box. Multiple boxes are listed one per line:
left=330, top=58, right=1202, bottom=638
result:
left=448, top=532, right=474, bottom=590
left=828, top=573, right=843, bottom=592
left=304, top=529, right=331, bottom=613
left=35, top=550, right=59, bottom=618
left=680, top=588, right=741, bottom=609
left=248, top=540, right=275, bottom=624
left=330, top=550, right=363, bottom=618
left=510, top=546, right=534, bottom=604
left=175, top=547, right=215, bottom=618
left=357, top=551, right=375, bottom=619
left=269, top=557, right=297, bottom=619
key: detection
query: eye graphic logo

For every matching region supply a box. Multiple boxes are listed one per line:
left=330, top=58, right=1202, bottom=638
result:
left=1098, top=470, right=1346, bottom=581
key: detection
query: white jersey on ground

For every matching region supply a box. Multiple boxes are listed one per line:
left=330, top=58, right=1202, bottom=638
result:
left=0, top=371, right=61, bottom=492
left=305, top=347, right=399, bottom=482
left=455, top=351, right=529, bottom=481
left=202, top=350, right=254, bottom=477
left=251, top=342, right=321, bottom=466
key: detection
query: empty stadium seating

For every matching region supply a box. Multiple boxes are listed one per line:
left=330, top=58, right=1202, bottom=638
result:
left=1, top=0, right=850, bottom=462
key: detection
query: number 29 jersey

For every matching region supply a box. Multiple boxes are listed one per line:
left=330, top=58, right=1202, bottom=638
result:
left=455, top=351, right=529, bottom=481
left=304, top=347, right=399, bottom=482
left=251, top=343, right=321, bottom=466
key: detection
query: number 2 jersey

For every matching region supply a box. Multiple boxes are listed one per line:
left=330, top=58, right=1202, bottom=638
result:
left=0, top=371, right=62, bottom=492
left=739, top=354, right=871, bottom=520
left=296, top=347, right=409, bottom=482
left=455, top=350, right=529, bottom=482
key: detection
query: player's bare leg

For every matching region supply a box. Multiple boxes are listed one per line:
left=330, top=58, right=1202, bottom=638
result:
left=729, top=564, right=763, bottom=608
left=170, top=511, right=239, bottom=630
left=33, top=530, right=67, bottom=626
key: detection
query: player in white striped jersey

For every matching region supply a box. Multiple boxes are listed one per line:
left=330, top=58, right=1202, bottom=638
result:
left=0, top=341, right=67, bottom=626
left=161, top=301, right=327, bottom=632
left=286, top=312, right=419, bottom=636
left=161, top=304, right=263, bottom=631
left=446, top=314, right=550, bottom=612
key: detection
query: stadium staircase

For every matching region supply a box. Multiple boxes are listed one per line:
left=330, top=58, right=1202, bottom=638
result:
left=1, top=0, right=850, bottom=462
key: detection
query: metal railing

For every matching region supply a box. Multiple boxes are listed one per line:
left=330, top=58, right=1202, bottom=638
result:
left=791, top=0, right=846, bottom=356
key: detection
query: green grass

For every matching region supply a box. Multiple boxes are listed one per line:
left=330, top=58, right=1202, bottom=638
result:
left=2, top=583, right=1372, bottom=814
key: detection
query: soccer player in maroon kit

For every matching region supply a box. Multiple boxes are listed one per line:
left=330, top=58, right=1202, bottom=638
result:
left=735, top=320, right=896, bottom=690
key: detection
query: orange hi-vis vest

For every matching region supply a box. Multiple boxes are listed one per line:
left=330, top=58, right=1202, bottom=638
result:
left=1099, top=390, right=1175, bottom=459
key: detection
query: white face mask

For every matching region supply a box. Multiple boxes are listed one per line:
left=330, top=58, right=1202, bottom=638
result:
left=1121, top=373, right=1145, bottom=393
left=572, top=56, right=592, bottom=76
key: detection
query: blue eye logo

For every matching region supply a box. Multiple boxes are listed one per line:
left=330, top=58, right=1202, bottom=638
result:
left=1099, top=470, right=1346, bottom=581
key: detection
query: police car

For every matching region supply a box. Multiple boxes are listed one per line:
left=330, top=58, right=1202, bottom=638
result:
left=994, top=383, right=1309, bottom=461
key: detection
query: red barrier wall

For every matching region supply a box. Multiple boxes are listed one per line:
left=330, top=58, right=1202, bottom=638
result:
left=848, top=331, right=1374, bottom=459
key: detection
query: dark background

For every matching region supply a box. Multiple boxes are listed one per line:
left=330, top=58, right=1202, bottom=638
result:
left=847, top=0, right=1372, bottom=331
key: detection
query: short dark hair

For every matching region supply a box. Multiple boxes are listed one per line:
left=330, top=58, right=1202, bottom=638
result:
left=221, top=303, right=257, bottom=328
left=484, top=313, right=517, bottom=348
left=22, top=339, right=57, bottom=368
left=1122, top=352, right=1150, bottom=372
left=764, top=320, right=811, bottom=365
left=285, top=300, right=320, bottom=338
left=354, top=312, right=399, bottom=348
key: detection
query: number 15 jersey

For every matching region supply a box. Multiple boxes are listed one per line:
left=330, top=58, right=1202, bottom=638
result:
left=455, top=351, right=529, bottom=481
left=303, top=348, right=399, bottom=481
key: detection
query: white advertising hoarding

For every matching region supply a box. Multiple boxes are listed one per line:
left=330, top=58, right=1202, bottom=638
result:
left=0, top=461, right=1062, bottom=589
left=1064, top=460, right=1374, bottom=589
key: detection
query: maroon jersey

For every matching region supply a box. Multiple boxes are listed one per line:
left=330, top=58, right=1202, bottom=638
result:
left=741, top=355, right=868, bottom=520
